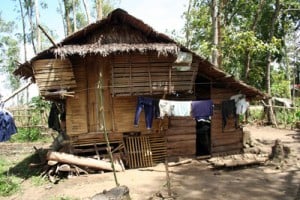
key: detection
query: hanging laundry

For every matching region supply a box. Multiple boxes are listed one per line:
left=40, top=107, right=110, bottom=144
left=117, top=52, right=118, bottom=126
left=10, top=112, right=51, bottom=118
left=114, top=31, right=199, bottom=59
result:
left=170, top=101, right=192, bottom=117
left=222, top=100, right=237, bottom=130
left=48, top=103, right=61, bottom=131
left=134, top=96, right=159, bottom=129
left=230, top=94, right=249, bottom=115
left=159, top=99, right=192, bottom=118
left=230, top=94, right=244, bottom=103
left=191, top=100, right=213, bottom=121
left=159, top=99, right=174, bottom=118
left=236, top=98, right=249, bottom=115
left=0, top=109, right=17, bottom=142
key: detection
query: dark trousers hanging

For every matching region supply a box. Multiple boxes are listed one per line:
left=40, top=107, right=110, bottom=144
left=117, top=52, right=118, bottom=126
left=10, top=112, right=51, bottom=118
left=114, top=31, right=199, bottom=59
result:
left=134, top=96, right=158, bottom=129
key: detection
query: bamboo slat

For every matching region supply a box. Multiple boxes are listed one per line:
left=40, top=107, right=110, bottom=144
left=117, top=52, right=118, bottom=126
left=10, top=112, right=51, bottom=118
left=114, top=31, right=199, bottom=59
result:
left=123, top=136, right=153, bottom=169
left=149, top=136, right=167, bottom=164
left=32, top=59, right=77, bottom=95
left=111, top=53, right=198, bottom=96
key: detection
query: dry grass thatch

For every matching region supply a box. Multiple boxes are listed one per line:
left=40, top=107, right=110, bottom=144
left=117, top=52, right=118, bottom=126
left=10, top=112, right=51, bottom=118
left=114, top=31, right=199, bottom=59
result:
left=53, top=43, right=179, bottom=58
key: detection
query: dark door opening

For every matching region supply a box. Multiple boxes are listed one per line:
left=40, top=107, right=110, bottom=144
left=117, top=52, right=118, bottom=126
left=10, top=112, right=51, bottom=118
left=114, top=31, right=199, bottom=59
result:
left=196, top=121, right=211, bottom=156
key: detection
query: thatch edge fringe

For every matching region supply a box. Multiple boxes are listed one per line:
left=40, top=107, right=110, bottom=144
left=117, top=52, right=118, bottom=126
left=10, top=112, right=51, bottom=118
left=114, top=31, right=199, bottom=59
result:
left=52, top=43, right=179, bottom=59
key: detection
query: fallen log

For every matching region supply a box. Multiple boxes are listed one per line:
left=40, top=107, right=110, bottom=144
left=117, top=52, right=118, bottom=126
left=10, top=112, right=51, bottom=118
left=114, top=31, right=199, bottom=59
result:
left=209, top=153, right=268, bottom=168
left=47, top=151, right=123, bottom=172
left=168, top=159, right=192, bottom=167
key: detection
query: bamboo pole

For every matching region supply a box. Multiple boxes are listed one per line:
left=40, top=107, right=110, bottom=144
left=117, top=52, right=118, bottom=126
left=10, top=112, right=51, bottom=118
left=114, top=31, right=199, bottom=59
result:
left=165, top=159, right=172, bottom=197
left=98, top=72, right=120, bottom=186
left=38, top=24, right=58, bottom=48
left=2, top=82, right=32, bottom=103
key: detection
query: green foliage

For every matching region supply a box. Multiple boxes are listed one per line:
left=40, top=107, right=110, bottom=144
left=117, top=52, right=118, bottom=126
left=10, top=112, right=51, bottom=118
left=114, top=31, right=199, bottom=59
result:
left=0, top=176, right=20, bottom=196
left=182, top=0, right=300, bottom=93
left=247, top=107, right=264, bottom=124
left=30, top=96, right=50, bottom=112
left=0, top=157, right=20, bottom=196
left=0, top=152, right=46, bottom=197
left=10, top=96, right=51, bottom=142
left=10, top=127, right=42, bottom=142
left=271, top=69, right=291, bottom=98
left=31, top=175, right=47, bottom=186
left=274, top=108, right=297, bottom=126
left=0, top=13, right=20, bottom=91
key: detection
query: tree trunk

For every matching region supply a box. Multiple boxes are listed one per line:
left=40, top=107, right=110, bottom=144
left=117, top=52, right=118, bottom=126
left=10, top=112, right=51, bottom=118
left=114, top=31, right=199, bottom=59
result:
left=63, top=0, right=72, bottom=35
left=72, top=0, right=77, bottom=32
left=24, top=0, right=37, bottom=54
left=57, top=0, right=67, bottom=37
left=211, top=0, right=219, bottom=67
left=35, top=0, right=41, bottom=52
left=265, top=0, right=280, bottom=125
left=82, top=0, right=91, bottom=24
left=184, top=0, right=192, bottom=48
left=96, top=0, right=103, bottom=20
left=243, top=0, right=265, bottom=81
left=18, top=0, right=27, bottom=61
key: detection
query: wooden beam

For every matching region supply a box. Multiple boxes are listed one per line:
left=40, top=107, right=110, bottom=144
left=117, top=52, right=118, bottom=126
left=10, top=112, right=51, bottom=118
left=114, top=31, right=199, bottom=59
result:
left=38, top=24, right=58, bottom=48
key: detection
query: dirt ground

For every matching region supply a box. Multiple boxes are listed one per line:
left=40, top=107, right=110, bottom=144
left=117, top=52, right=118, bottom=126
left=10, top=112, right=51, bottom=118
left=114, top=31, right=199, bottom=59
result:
left=1, top=125, right=300, bottom=200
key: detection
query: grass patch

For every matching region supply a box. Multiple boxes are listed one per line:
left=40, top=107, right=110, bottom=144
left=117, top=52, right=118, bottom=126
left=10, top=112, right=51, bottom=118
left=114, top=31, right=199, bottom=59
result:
left=0, top=150, right=48, bottom=197
left=0, top=175, right=20, bottom=196
left=0, top=157, right=21, bottom=196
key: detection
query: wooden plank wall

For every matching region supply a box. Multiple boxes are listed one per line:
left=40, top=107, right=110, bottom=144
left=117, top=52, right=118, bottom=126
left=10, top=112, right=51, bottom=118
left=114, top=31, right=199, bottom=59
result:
left=166, top=117, right=196, bottom=157
left=67, top=56, right=114, bottom=137
left=211, top=87, right=243, bottom=155
left=112, top=96, right=165, bottom=133
left=66, top=56, right=88, bottom=135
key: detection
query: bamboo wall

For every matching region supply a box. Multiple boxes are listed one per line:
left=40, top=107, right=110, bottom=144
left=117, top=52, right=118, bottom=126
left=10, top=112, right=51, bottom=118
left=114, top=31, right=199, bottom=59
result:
left=111, top=53, right=198, bottom=96
left=66, top=55, right=113, bottom=137
left=32, top=59, right=77, bottom=96
left=210, top=87, right=243, bottom=155
left=65, top=53, right=243, bottom=158
left=66, top=56, right=88, bottom=135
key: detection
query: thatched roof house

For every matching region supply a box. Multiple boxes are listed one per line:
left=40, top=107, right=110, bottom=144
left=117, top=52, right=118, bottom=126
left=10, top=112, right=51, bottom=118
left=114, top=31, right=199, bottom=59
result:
left=14, top=9, right=266, bottom=168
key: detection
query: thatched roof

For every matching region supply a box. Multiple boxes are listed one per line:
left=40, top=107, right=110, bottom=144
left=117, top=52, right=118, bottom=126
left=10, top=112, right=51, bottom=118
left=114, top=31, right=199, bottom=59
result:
left=53, top=43, right=179, bottom=58
left=13, top=8, right=267, bottom=99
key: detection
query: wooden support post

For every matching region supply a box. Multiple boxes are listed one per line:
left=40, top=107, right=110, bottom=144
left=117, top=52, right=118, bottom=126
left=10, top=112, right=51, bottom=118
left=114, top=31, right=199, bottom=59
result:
left=165, top=159, right=172, bottom=197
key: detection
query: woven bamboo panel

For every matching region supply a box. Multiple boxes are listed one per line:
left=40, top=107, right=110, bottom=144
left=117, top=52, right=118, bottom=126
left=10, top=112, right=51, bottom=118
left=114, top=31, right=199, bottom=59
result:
left=32, top=59, right=76, bottom=95
left=66, top=59, right=88, bottom=136
left=124, top=136, right=153, bottom=169
left=111, top=53, right=198, bottom=96
left=70, top=132, right=123, bottom=146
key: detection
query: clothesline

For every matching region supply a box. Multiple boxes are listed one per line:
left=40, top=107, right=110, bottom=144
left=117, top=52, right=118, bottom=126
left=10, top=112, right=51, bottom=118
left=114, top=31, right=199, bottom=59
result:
left=133, top=94, right=249, bottom=131
left=56, top=81, right=249, bottom=94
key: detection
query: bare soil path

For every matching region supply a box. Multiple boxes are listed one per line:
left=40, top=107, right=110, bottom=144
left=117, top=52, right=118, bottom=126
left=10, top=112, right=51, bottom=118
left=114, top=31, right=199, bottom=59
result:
left=1, top=125, right=300, bottom=200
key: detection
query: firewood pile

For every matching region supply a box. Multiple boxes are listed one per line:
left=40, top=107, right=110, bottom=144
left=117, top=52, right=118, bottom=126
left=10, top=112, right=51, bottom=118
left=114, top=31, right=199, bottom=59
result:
left=32, top=144, right=125, bottom=183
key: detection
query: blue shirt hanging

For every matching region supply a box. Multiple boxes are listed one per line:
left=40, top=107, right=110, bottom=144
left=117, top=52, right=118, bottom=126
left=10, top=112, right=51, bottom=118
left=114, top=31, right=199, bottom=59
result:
left=0, top=110, right=17, bottom=142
